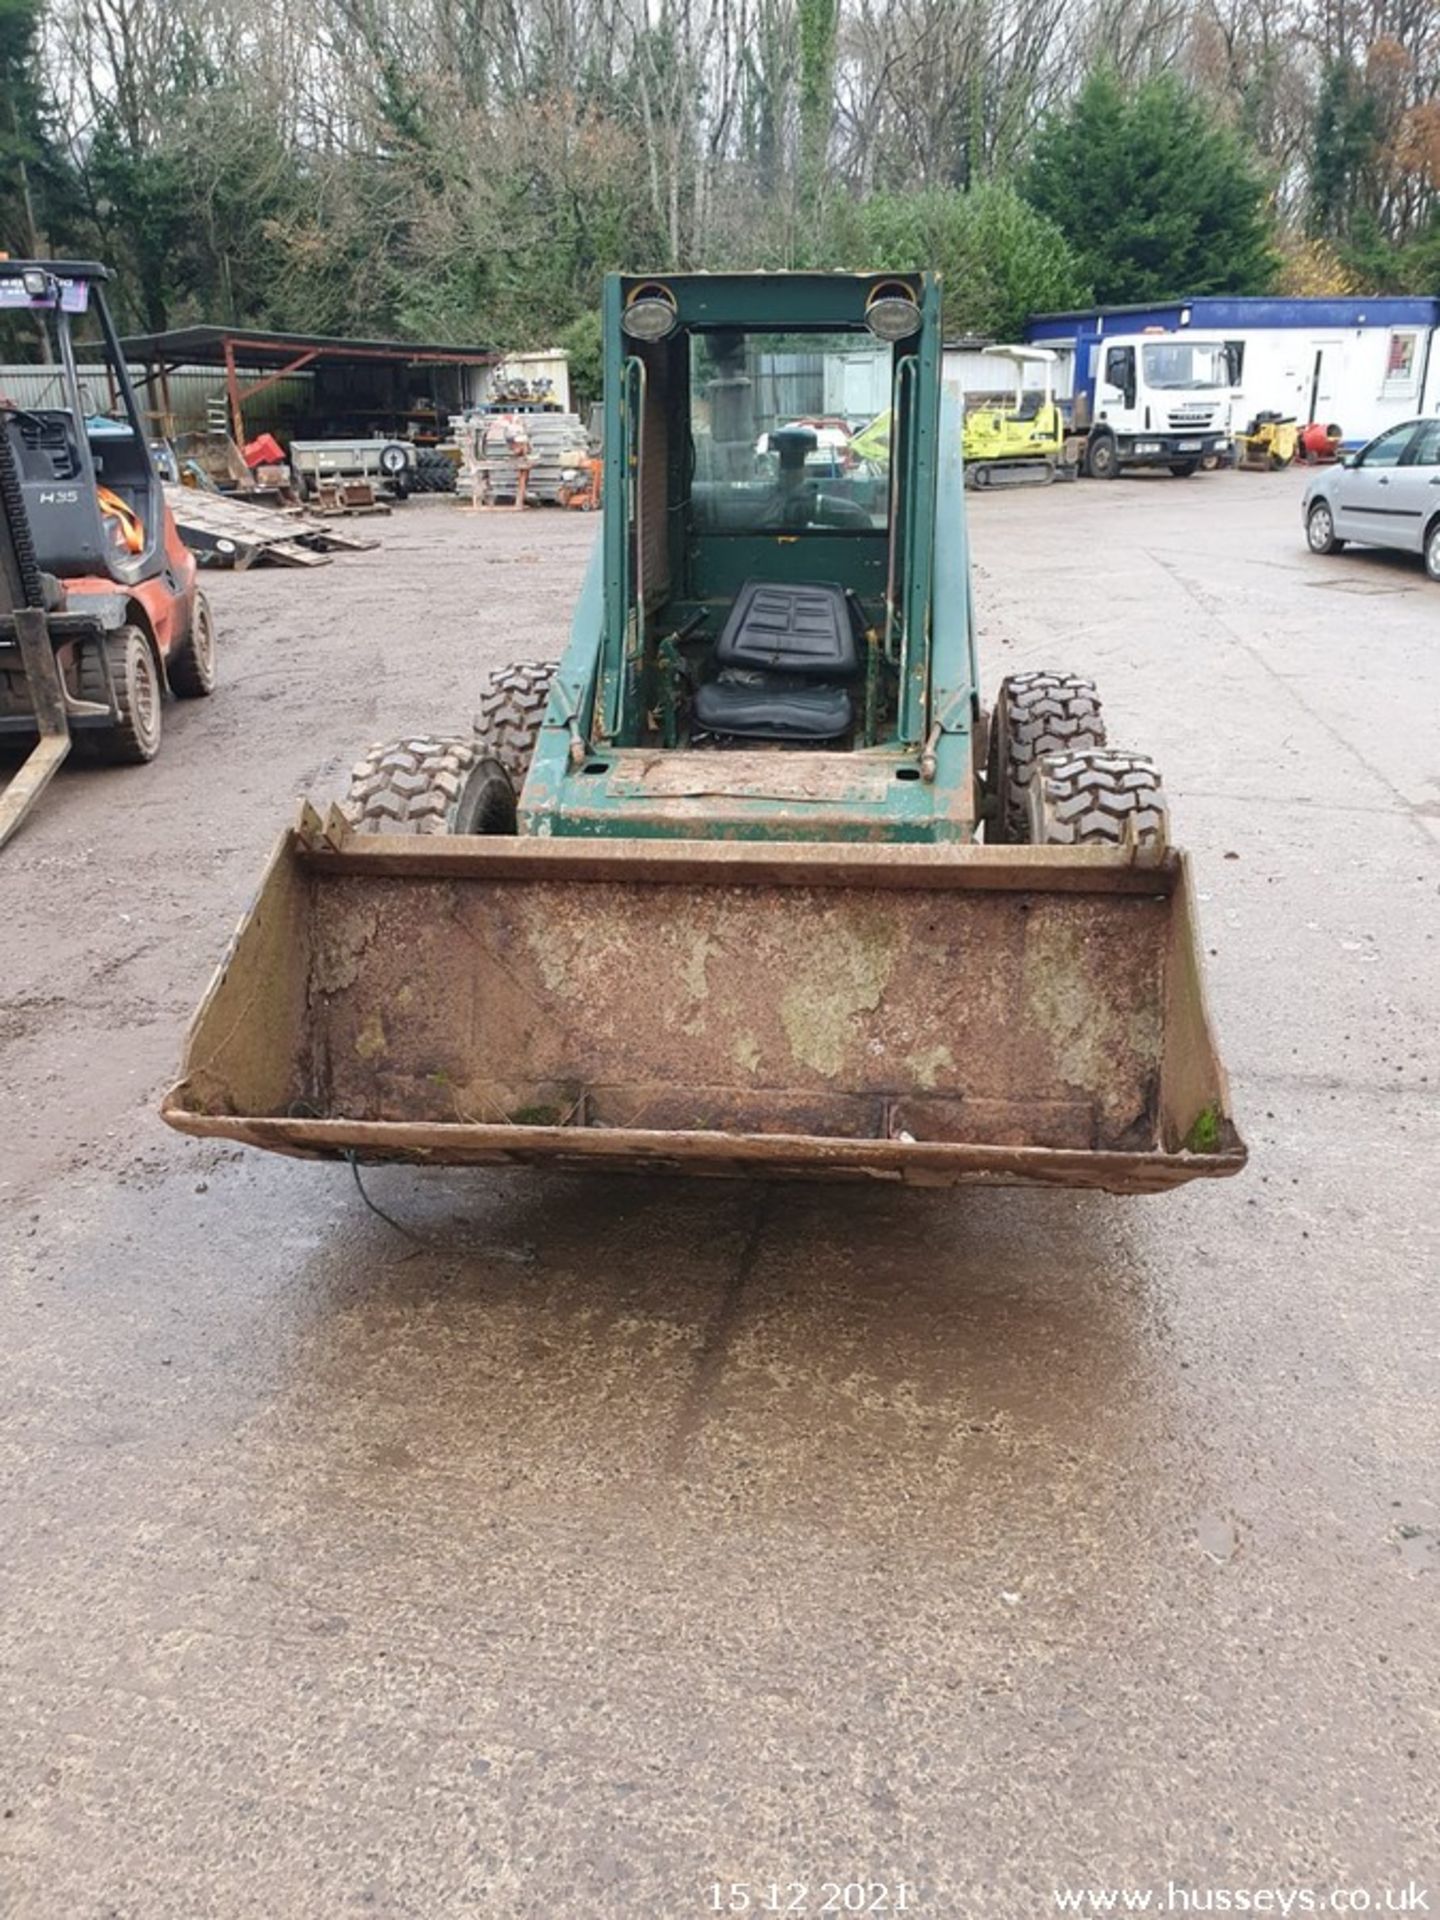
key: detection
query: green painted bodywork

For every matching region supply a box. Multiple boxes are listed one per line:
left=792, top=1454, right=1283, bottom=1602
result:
left=519, top=271, right=982, bottom=844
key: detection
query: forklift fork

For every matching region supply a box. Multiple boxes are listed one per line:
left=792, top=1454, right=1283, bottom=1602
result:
left=0, top=607, right=72, bottom=850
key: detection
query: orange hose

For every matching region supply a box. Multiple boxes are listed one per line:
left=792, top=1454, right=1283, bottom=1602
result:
left=97, top=485, right=143, bottom=553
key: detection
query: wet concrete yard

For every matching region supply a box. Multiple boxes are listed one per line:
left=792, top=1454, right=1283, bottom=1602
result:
left=2, top=474, right=1437, bottom=1915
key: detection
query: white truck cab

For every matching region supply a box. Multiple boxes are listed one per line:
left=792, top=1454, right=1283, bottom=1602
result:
left=1083, top=332, right=1233, bottom=478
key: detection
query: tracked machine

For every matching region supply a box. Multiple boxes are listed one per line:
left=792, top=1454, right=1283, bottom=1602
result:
left=164, top=273, right=1244, bottom=1192
left=961, top=344, right=1077, bottom=489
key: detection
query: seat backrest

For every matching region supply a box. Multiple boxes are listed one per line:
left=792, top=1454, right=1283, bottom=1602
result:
left=3, top=409, right=166, bottom=582
left=4, top=413, right=122, bottom=578
left=714, top=579, right=860, bottom=679
left=13, top=409, right=82, bottom=482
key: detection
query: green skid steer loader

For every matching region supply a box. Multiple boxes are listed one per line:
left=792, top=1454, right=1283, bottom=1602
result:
left=163, top=272, right=1245, bottom=1191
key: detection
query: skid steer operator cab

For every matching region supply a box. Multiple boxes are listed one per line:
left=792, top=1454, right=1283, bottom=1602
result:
left=522, top=271, right=985, bottom=843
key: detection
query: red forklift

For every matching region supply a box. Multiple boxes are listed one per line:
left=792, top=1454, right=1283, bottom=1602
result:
left=0, top=259, right=216, bottom=849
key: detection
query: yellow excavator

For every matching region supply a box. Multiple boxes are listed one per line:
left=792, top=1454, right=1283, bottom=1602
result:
left=961, top=345, right=1079, bottom=489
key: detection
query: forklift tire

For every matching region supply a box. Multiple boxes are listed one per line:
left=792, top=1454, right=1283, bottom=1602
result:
left=1169, top=461, right=1199, bottom=478
left=81, top=626, right=163, bottom=766
left=167, top=591, right=217, bottom=697
left=1027, top=749, right=1169, bottom=849
left=473, top=661, right=558, bottom=785
left=986, top=671, right=1107, bottom=844
left=1085, top=434, right=1118, bottom=480
left=342, top=737, right=517, bottom=835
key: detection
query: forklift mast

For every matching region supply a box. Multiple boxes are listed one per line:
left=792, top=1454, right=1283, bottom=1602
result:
left=0, top=398, right=45, bottom=615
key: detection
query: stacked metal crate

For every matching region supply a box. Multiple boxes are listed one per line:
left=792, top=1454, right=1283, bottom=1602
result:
left=451, top=408, right=592, bottom=505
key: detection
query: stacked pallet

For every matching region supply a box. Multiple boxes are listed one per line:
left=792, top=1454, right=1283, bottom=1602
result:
left=451, top=410, right=591, bottom=505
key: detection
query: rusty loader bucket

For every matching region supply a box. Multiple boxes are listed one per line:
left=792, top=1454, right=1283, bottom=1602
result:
left=162, top=808, right=1245, bottom=1192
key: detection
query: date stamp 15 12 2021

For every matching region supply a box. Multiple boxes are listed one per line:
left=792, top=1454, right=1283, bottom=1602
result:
left=706, top=1885, right=920, bottom=1913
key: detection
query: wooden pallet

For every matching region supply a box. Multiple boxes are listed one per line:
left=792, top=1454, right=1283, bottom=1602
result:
left=164, top=486, right=382, bottom=569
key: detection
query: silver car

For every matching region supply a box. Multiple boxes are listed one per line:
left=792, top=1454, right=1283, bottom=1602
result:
left=1304, top=415, right=1440, bottom=581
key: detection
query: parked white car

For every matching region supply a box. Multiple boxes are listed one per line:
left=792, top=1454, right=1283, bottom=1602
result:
left=1304, top=416, right=1440, bottom=581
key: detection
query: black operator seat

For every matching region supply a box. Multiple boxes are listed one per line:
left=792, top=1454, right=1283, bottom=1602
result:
left=693, top=580, right=862, bottom=743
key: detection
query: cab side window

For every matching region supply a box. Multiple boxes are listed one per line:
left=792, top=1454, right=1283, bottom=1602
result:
left=1103, top=346, right=1135, bottom=407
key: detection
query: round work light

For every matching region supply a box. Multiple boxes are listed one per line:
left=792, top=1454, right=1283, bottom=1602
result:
left=865, top=282, right=922, bottom=341
left=622, top=285, right=679, bottom=342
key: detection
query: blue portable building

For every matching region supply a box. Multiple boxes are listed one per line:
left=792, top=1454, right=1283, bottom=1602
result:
left=1025, top=297, right=1440, bottom=445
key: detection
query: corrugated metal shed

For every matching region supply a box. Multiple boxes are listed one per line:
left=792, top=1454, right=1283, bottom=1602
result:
left=117, top=324, right=501, bottom=444
left=0, top=361, right=309, bottom=436
left=118, top=324, right=497, bottom=368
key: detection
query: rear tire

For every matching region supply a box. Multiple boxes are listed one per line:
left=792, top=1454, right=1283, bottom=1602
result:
left=343, top=737, right=517, bottom=835
left=1425, top=520, right=1440, bottom=582
left=80, top=625, right=163, bottom=765
left=1169, top=461, right=1199, bottom=477
left=473, top=660, right=558, bottom=785
left=1027, top=750, right=1169, bottom=849
left=1307, top=499, right=1344, bottom=554
left=986, top=670, right=1107, bottom=844
left=166, top=590, right=216, bottom=697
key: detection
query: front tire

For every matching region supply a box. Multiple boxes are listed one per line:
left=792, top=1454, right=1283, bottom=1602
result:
left=1085, top=434, right=1118, bottom=480
left=986, top=671, right=1107, bottom=844
left=1027, top=750, right=1170, bottom=850
left=473, top=660, right=558, bottom=786
left=167, top=590, right=216, bottom=697
left=1307, top=500, right=1344, bottom=554
left=1425, top=520, right=1440, bottom=583
left=343, top=737, right=516, bottom=835
left=81, top=625, right=163, bottom=765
